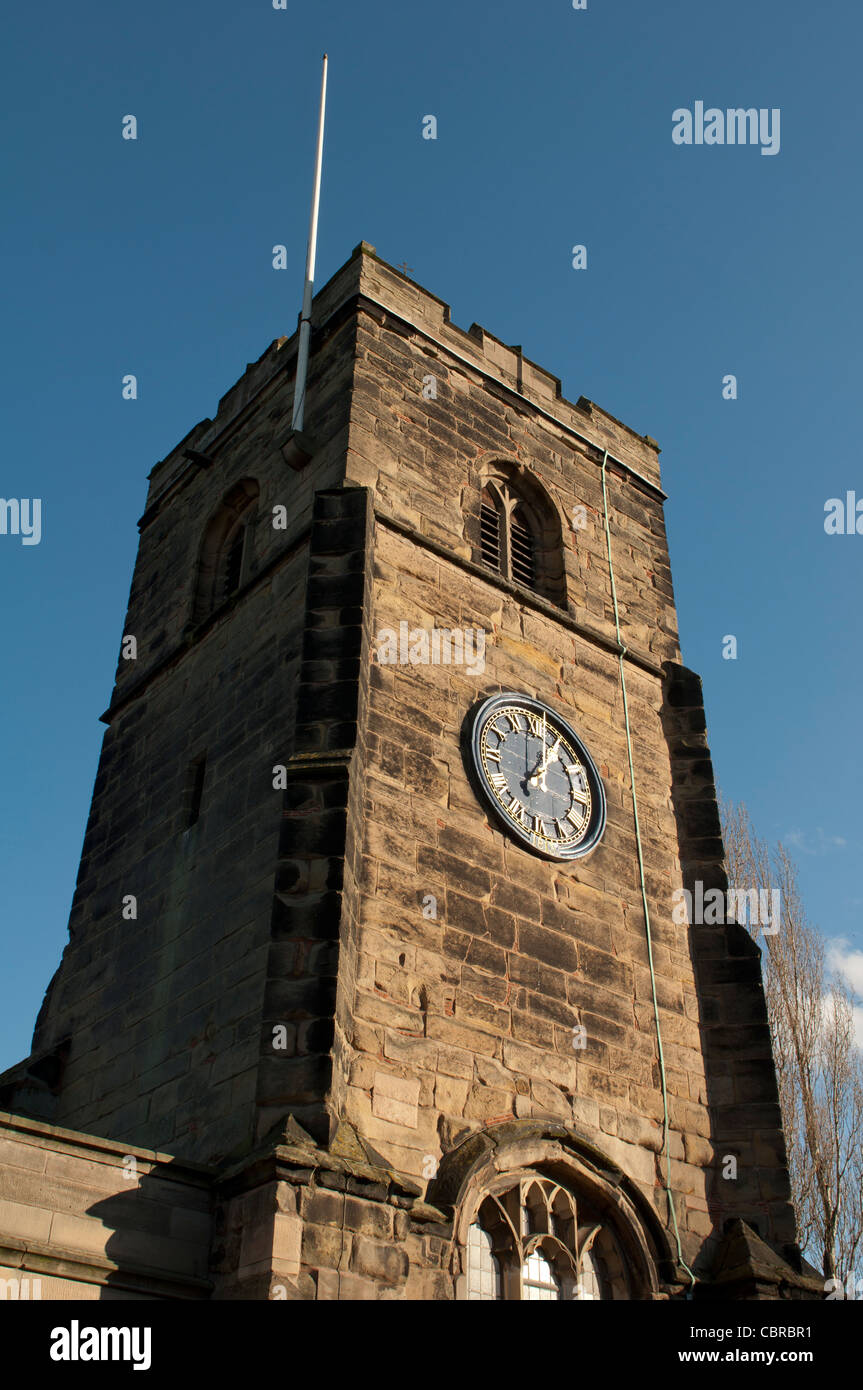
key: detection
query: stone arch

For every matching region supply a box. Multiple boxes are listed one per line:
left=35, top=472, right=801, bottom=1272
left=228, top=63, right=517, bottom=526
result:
left=428, top=1120, right=673, bottom=1301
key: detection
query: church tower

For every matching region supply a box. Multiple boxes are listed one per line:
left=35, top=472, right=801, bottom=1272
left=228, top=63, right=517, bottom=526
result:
left=0, top=242, right=819, bottom=1300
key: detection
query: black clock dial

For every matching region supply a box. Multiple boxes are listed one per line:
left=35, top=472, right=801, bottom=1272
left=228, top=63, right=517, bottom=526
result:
left=467, top=693, right=606, bottom=860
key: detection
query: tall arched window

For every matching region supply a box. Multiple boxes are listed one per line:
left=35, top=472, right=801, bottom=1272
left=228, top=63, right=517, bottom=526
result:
left=475, top=470, right=565, bottom=607
left=193, top=479, right=259, bottom=623
left=465, top=1174, right=629, bottom=1301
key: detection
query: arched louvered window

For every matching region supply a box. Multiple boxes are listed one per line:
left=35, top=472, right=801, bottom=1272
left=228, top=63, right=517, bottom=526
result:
left=193, top=479, right=259, bottom=623
left=481, top=481, right=539, bottom=587
left=477, top=474, right=562, bottom=605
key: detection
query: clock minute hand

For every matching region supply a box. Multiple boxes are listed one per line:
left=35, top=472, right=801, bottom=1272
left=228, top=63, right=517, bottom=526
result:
left=537, top=738, right=561, bottom=792
left=526, top=726, right=548, bottom=782
left=543, top=737, right=561, bottom=769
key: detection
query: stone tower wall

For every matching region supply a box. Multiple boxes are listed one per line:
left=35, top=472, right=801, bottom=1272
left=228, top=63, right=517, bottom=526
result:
left=2, top=244, right=798, bottom=1286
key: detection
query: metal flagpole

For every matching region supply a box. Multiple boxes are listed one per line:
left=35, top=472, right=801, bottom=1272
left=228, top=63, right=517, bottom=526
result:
left=291, top=53, right=328, bottom=434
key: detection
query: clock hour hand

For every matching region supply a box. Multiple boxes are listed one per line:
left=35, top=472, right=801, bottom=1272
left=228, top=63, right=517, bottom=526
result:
left=529, top=737, right=561, bottom=789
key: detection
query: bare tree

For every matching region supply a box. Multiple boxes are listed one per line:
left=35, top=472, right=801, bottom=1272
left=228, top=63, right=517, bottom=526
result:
left=721, top=799, right=863, bottom=1289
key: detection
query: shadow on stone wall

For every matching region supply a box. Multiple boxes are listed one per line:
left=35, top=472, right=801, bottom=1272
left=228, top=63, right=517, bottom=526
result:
left=660, top=661, right=820, bottom=1299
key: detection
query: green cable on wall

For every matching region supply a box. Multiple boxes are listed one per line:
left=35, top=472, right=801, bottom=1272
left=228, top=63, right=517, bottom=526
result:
left=599, top=450, right=696, bottom=1293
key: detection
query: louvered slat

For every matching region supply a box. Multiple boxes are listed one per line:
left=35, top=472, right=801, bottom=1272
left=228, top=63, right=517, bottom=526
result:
left=510, top=516, right=535, bottom=589
left=480, top=502, right=501, bottom=571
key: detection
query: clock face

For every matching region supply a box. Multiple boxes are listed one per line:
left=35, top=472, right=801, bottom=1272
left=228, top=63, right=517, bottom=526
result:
left=468, top=693, right=606, bottom=860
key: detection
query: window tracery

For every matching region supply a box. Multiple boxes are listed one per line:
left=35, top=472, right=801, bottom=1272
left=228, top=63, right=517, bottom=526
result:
left=465, top=1173, right=630, bottom=1301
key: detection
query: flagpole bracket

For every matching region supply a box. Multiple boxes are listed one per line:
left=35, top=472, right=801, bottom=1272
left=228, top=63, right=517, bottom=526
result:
left=280, top=430, right=316, bottom=471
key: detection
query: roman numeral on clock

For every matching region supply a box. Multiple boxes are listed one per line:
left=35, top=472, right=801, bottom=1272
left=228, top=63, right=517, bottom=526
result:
left=489, top=773, right=507, bottom=791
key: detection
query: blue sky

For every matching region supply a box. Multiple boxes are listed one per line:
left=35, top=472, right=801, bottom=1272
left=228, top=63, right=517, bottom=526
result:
left=1, top=0, right=860, bottom=1069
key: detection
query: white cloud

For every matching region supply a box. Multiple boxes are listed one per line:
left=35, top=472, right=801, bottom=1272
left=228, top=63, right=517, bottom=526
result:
left=783, top=827, right=847, bottom=855
left=827, top=939, right=863, bottom=997
left=822, top=941, right=863, bottom=1049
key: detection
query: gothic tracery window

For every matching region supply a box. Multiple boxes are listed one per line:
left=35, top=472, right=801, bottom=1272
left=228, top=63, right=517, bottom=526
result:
left=465, top=1174, right=628, bottom=1301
